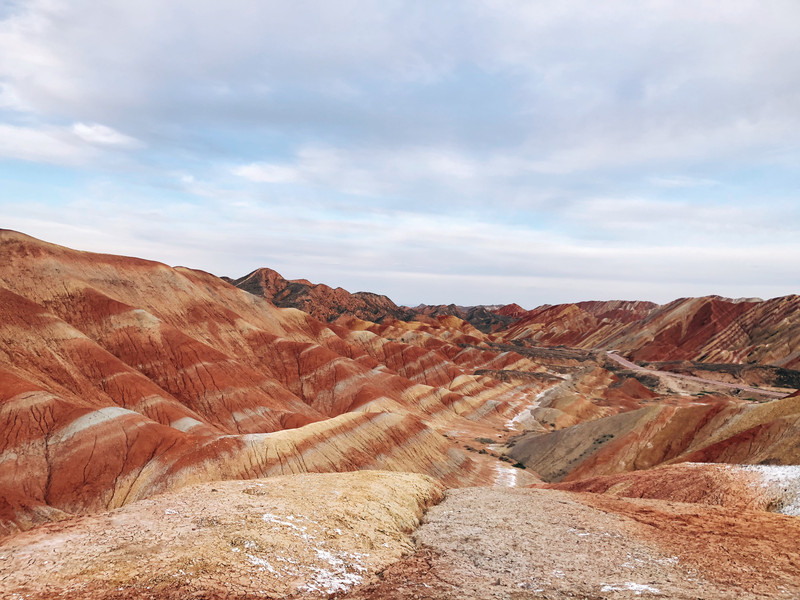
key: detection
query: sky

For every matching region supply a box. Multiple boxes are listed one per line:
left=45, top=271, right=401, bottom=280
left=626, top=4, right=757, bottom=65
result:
left=2, top=0, right=800, bottom=308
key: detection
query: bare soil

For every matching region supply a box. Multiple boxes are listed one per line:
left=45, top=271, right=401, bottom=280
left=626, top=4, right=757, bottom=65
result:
left=345, top=487, right=800, bottom=600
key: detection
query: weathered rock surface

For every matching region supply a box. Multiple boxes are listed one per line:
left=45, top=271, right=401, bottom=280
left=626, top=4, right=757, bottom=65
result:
left=504, top=295, right=800, bottom=369
left=228, top=267, right=413, bottom=323
left=509, top=392, right=800, bottom=482
left=0, top=471, right=444, bottom=599
left=410, top=303, right=518, bottom=333
left=540, top=462, right=775, bottom=510
left=4, top=229, right=800, bottom=599
left=0, top=230, right=546, bottom=534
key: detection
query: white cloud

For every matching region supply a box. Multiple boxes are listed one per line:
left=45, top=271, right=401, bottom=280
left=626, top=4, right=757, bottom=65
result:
left=0, top=123, right=92, bottom=164
left=5, top=196, right=799, bottom=306
left=2, top=1, right=800, bottom=306
left=72, top=123, right=142, bottom=148
left=649, top=176, right=718, bottom=188
left=233, top=163, right=299, bottom=184
left=233, top=145, right=520, bottom=197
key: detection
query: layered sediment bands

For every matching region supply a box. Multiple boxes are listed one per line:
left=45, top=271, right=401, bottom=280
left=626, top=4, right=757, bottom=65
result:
left=510, top=392, right=800, bottom=482
left=0, top=384, right=479, bottom=536
left=540, top=462, right=774, bottom=510
left=504, top=300, right=658, bottom=347
left=504, top=295, right=800, bottom=369
left=229, top=267, right=413, bottom=323
left=0, top=230, right=543, bottom=534
left=410, top=303, right=517, bottom=333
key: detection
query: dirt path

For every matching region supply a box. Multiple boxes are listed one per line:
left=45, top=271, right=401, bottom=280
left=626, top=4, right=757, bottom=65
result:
left=606, top=352, right=786, bottom=398
left=344, top=487, right=797, bottom=600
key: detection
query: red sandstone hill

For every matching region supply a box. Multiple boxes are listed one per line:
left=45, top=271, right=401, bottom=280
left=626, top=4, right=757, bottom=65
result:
left=493, top=303, right=528, bottom=318
left=3, top=229, right=800, bottom=548
left=0, top=230, right=550, bottom=536
left=227, top=267, right=524, bottom=333
left=227, top=267, right=413, bottom=323
left=409, top=303, right=518, bottom=333
left=503, top=296, right=800, bottom=369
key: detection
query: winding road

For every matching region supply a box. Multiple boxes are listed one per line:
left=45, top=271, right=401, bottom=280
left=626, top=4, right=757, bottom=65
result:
left=606, top=351, right=787, bottom=399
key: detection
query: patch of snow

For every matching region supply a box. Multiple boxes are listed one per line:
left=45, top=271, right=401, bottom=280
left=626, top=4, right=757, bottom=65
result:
left=601, top=582, right=662, bottom=595
left=493, top=463, right=518, bottom=487
left=299, top=548, right=368, bottom=595
left=505, top=386, right=556, bottom=429
left=738, top=464, right=800, bottom=515
left=262, top=513, right=308, bottom=530
left=517, top=581, right=543, bottom=591
left=247, top=554, right=277, bottom=574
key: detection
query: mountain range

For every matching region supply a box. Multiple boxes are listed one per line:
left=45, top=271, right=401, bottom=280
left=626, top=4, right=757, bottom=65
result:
left=3, top=229, right=800, bottom=599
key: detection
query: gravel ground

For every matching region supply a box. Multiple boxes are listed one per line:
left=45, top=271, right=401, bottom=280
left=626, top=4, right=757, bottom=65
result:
left=344, top=487, right=795, bottom=600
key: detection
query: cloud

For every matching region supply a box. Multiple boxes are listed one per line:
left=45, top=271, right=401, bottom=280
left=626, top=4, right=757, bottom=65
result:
left=1, top=1, right=800, bottom=305
left=0, top=123, right=92, bottom=164
left=233, top=145, right=523, bottom=199
left=4, top=0, right=800, bottom=171
left=649, top=176, right=718, bottom=188
left=233, top=163, right=299, bottom=184
left=71, top=123, right=142, bottom=148
left=5, top=192, right=798, bottom=307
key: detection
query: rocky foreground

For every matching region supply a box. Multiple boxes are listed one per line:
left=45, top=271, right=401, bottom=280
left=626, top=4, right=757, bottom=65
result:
left=5, top=468, right=800, bottom=599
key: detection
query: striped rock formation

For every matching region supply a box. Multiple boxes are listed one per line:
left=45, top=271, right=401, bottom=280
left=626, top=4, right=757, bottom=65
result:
left=0, top=230, right=544, bottom=535
left=509, top=391, right=800, bottom=482
left=503, top=296, right=800, bottom=368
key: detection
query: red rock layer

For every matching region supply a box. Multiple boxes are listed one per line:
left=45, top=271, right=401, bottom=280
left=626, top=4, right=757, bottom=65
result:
left=0, top=230, right=546, bottom=535
left=503, top=296, right=800, bottom=368
left=539, top=462, right=771, bottom=510
left=409, top=303, right=517, bottom=333
left=229, top=267, right=412, bottom=323
left=510, top=392, right=800, bottom=482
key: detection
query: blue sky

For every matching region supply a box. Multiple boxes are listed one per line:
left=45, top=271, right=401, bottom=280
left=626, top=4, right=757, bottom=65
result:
left=2, top=0, right=800, bottom=307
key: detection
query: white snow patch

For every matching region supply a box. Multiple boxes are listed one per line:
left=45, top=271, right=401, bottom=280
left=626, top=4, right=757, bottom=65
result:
left=252, top=512, right=371, bottom=595
left=493, top=463, right=518, bottom=487
left=299, top=548, right=367, bottom=595
left=738, top=464, right=800, bottom=515
left=506, top=384, right=563, bottom=429
left=601, top=582, right=662, bottom=595
left=247, top=553, right=277, bottom=574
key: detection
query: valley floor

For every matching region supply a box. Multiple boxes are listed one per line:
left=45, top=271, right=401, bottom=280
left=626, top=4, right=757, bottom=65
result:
left=345, top=487, right=800, bottom=600
left=5, top=472, right=800, bottom=599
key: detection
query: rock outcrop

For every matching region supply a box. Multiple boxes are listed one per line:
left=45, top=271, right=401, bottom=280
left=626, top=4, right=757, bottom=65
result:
left=0, top=471, right=444, bottom=599
left=503, top=296, right=800, bottom=369
left=0, top=230, right=544, bottom=535
left=228, top=267, right=413, bottom=323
